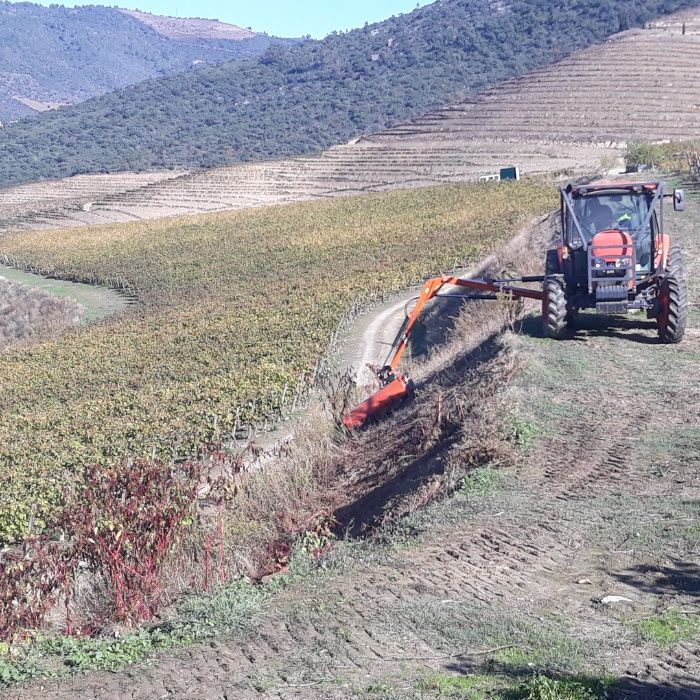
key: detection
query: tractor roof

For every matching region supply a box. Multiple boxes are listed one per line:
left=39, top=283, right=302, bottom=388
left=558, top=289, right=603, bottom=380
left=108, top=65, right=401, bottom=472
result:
left=567, top=180, right=661, bottom=196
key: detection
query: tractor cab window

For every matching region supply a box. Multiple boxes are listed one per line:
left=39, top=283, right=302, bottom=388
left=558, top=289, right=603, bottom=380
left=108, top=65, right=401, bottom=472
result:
left=569, top=193, right=656, bottom=272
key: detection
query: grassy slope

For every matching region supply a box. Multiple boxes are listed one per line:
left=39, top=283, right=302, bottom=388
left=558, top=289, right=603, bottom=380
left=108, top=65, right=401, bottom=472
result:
left=0, top=264, right=129, bottom=322
left=1, top=0, right=697, bottom=186
left=0, top=180, right=555, bottom=541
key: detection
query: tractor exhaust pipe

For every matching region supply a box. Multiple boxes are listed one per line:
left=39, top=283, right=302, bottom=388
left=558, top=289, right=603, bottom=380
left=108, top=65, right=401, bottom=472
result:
left=342, top=376, right=412, bottom=430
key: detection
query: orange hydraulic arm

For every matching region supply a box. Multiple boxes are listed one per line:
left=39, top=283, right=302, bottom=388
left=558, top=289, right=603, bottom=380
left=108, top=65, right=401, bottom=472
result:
left=380, top=275, right=544, bottom=379
left=343, top=274, right=544, bottom=430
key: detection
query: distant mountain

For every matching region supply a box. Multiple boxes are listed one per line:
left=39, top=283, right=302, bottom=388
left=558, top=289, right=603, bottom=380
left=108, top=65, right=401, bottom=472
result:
left=0, top=0, right=699, bottom=188
left=0, top=2, right=287, bottom=122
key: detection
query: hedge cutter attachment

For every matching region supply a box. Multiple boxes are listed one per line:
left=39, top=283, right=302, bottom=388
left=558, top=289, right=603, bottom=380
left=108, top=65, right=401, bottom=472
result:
left=342, top=274, right=544, bottom=429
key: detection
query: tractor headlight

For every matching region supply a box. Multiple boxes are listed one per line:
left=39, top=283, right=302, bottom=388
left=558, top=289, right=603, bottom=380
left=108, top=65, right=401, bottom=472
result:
left=614, top=257, right=631, bottom=269
left=593, top=257, right=606, bottom=270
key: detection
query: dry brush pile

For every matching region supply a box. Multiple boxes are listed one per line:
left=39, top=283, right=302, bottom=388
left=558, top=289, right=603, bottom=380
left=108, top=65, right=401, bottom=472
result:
left=0, top=276, right=82, bottom=351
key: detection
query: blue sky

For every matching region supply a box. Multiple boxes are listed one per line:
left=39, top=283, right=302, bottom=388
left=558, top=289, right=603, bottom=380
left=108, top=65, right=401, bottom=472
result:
left=28, top=1, right=436, bottom=38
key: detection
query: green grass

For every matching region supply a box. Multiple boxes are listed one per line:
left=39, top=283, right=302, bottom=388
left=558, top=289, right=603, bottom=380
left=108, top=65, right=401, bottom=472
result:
left=633, top=610, right=700, bottom=646
left=0, top=579, right=268, bottom=686
left=0, top=180, right=555, bottom=542
left=0, top=263, right=130, bottom=322
left=638, top=426, right=700, bottom=459
left=390, top=601, right=593, bottom=674
left=419, top=671, right=515, bottom=698
left=460, top=467, right=504, bottom=496
left=511, top=417, right=539, bottom=448
left=592, top=495, right=700, bottom=554
left=0, top=547, right=324, bottom=687
left=415, top=671, right=611, bottom=699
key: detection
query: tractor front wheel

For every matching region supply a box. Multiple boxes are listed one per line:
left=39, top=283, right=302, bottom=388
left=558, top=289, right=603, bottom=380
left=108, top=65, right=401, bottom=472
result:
left=657, top=274, right=687, bottom=344
left=543, top=276, right=568, bottom=339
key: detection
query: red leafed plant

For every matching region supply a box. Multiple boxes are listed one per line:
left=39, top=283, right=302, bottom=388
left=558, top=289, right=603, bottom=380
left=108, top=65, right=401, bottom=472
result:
left=64, top=458, right=201, bottom=625
left=0, top=539, right=71, bottom=643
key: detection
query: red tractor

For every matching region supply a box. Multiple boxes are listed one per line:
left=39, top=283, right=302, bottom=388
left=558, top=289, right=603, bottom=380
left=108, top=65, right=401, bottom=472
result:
left=543, top=180, right=688, bottom=343
left=343, top=179, right=688, bottom=429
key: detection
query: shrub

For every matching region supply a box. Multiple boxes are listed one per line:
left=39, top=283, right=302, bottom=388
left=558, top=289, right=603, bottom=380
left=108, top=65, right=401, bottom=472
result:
left=0, top=539, right=72, bottom=643
left=0, top=276, right=82, bottom=351
left=63, top=458, right=201, bottom=625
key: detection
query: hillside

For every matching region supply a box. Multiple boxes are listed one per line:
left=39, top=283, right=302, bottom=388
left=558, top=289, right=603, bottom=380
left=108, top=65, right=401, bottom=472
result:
left=0, top=2, right=281, bottom=123
left=2, top=10, right=699, bottom=233
left=120, top=10, right=257, bottom=41
left=0, top=0, right=698, bottom=187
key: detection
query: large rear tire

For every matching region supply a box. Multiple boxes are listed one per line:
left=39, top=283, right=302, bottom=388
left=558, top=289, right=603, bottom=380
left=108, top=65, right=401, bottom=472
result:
left=667, top=245, right=684, bottom=278
left=543, top=276, right=568, bottom=339
left=657, top=274, right=688, bottom=344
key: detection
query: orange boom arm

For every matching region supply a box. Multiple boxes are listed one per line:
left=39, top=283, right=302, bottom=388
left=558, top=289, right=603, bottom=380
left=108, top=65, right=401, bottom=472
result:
left=343, top=274, right=544, bottom=430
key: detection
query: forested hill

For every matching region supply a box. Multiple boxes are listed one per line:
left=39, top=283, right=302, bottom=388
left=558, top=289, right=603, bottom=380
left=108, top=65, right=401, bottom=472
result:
left=0, top=0, right=698, bottom=188
left=0, top=2, right=282, bottom=122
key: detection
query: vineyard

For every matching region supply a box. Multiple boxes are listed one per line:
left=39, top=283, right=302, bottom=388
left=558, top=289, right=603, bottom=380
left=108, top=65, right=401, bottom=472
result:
left=0, top=171, right=185, bottom=234
left=1, top=8, right=699, bottom=233
left=0, top=180, right=555, bottom=542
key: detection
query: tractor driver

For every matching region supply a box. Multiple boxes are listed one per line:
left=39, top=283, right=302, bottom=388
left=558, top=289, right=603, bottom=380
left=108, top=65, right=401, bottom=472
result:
left=583, top=197, right=651, bottom=271
left=583, top=197, right=616, bottom=235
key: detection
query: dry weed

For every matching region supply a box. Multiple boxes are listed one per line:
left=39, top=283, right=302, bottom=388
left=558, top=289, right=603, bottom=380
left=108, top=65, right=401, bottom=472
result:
left=0, top=276, right=82, bottom=351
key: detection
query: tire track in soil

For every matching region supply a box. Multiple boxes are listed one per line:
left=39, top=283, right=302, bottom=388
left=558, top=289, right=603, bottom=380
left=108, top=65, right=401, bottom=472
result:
left=10, top=197, right=700, bottom=700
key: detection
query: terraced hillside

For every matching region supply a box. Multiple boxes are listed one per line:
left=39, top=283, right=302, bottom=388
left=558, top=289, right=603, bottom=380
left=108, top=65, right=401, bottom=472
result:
left=0, top=171, right=187, bottom=230
left=1, top=9, right=699, bottom=233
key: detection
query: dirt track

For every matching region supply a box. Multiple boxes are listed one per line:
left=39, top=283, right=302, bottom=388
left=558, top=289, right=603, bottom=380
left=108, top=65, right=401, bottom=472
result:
left=11, top=190, right=699, bottom=699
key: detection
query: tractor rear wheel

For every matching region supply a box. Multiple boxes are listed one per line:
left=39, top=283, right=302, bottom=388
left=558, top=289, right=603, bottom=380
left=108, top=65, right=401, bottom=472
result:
left=657, top=274, right=688, bottom=344
left=667, top=245, right=684, bottom=278
left=543, top=276, right=568, bottom=339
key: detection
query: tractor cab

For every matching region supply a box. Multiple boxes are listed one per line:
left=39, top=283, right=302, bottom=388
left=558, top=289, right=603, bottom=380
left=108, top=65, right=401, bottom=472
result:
left=561, top=182, right=669, bottom=283
left=569, top=189, right=655, bottom=274
left=543, top=179, right=688, bottom=343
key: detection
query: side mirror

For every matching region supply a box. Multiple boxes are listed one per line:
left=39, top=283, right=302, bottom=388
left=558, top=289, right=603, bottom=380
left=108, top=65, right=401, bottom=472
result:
left=673, top=189, right=686, bottom=212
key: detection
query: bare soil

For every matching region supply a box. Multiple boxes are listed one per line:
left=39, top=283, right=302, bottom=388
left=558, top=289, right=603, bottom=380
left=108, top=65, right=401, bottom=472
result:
left=9, top=191, right=699, bottom=699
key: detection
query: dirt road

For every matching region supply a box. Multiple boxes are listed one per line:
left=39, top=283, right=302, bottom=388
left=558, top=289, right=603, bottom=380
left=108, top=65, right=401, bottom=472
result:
left=10, top=190, right=700, bottom=700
